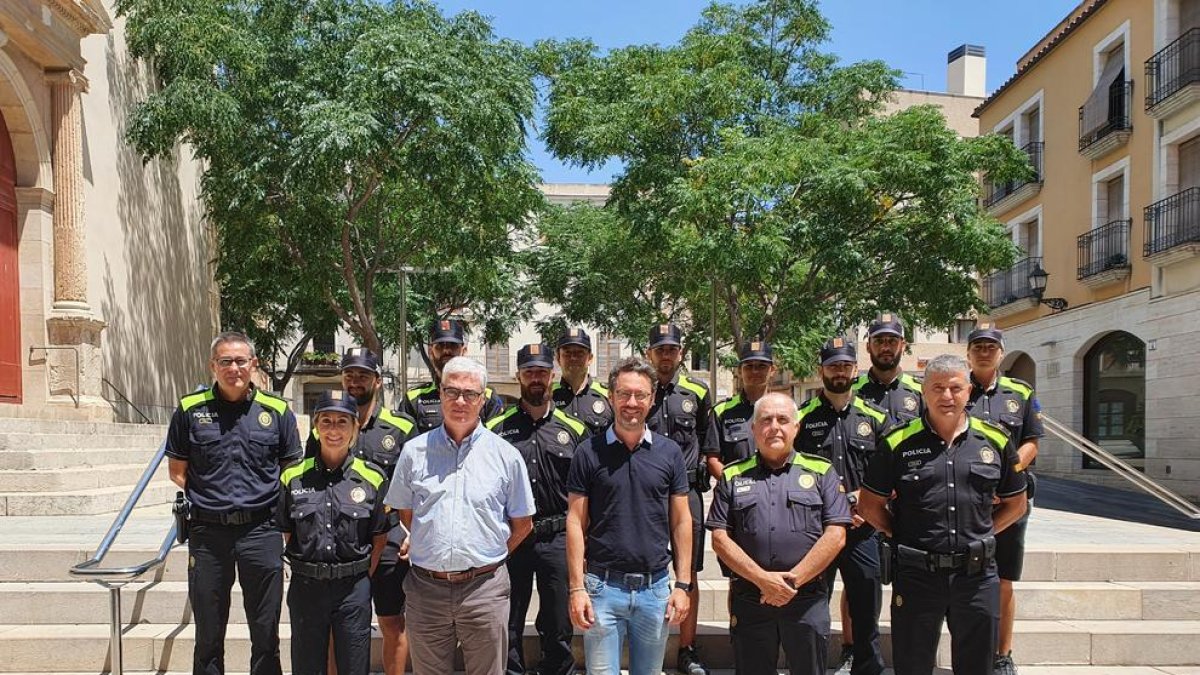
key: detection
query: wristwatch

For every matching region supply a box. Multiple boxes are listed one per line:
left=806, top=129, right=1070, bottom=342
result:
left=673, top=580, right=694, bottom=592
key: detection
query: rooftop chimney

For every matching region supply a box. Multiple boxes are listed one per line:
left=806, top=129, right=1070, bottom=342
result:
left=947, top=44, right=986, bottom=97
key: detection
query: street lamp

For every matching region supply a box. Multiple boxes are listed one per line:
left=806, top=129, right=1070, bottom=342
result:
left=1028, top=263, right=1068, bottom=312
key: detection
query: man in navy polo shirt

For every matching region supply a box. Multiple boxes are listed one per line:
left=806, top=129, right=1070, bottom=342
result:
left=566, top=357, right=693, bottom=675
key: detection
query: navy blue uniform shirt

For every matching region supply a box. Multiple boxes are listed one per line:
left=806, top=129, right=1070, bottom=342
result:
left=278, top=452, right=389, bottom=564
left=487, top=403, right=586, bottom=518
left=794, top=393, right=889, bottom=494
left=647, top=370, right=719, bottom=476
left=713, top=394, right=756, bottom=465
left=853, top=371, right=924, bottom=422
left=966, top=374, right=1045, bottom=447
left=552, top=376, right=613, bottom=437
left=566, top=427, right=688, bottom=574
left=165, top=384, right=303, bottom=513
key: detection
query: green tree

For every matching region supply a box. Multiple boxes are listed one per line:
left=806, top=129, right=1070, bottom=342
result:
left=116, top=0, right=544, bottom=364
left=534, top=0, right=1027, bottom=374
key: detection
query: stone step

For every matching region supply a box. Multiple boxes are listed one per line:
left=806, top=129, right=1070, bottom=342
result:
left=0, top=447, right=160, bottom=471
left=4, top=670, right=1194, bottom=675
left=0, top=481, right=175, bottom=516
left=0, top=464, right=169, bottom=493
left=5, top=579, right=1200, bottom=625
left=0, top=432, right=163, bottom=452
left=1, top=621, right=1198, bottom=671
left=0, top=417, right=167, bottom=435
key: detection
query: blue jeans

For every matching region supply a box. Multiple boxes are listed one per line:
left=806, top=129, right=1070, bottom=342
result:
left=582, top=570, right=671, bottom=675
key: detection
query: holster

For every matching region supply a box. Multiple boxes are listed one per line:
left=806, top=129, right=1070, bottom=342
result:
left=173, top=491, right=191, bottom=544
left=878, top=537, right=895, bottom=586
left=688, top=467, right=712, bottom=493
left=532, top=514, right=567, bottom=537
left=966, top=536, right=997, bottom=575
left=1026, top=470, right=1038, bottom=503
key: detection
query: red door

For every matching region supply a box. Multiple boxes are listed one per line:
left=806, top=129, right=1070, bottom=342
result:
left=0, top=111, right=22, bottom=403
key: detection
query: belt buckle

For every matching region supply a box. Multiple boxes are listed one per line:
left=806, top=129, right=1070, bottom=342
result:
left=445, top=569, right=468, bottom=583
left=623, top=572, right=645, bottom=589
left=936, top=554, right=955, bottom=570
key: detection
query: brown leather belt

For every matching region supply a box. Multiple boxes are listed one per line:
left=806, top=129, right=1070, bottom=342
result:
left=413, top=560, right=504, bottom=583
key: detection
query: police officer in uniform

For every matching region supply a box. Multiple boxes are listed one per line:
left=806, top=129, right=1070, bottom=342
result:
left=644, top=323, right=719, bottom=675
left=708, top=340, right=777, bottom=478
left=401, top=319, right=505, bottom=432
left=707, top=392, right=852, bottom=674
left=280, top=391, right=390, bottom=675
left=487, top=344, right=587, bottom=675
left=963, top=324, right=1045, bottom=675
left=304, top=348, right=417, bottom=675
left=166, top=331, right=302, bottom=675
left=793, top=337, right=887, bottom=675
left=858, top=354, right=1028, bottom=675
left=852, top=313, right=924, bottom=422
left=552, top=328, right=613, bottom=437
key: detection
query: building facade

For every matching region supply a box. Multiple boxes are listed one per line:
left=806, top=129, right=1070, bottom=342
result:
left=975, top=0, right=1200, bottom=499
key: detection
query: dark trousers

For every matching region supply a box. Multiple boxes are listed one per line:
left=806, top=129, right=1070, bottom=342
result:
left=507, top=531, right=575, bottom=675
left=823, top=529, right=885, bottom=675
left=187, top=519, right=284, bottom=675
left=891, top=564, right=999, bottom=675
left=287, top=574, right=373, bottom=675
left=729, top=581, right=829, bottom=675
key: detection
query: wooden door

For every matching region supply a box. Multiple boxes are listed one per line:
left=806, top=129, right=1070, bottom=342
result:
left=0, top=111, right=21, bottom=403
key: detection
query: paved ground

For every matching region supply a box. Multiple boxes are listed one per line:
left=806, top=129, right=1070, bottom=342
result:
left=1036, top=474, right=1200, bottom=532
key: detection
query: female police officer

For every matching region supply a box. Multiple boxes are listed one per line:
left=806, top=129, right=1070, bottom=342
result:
left=279, top=391, right=390, bottom=675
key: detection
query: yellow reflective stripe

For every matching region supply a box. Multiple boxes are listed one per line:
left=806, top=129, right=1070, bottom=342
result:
left=723, top=455, right=759, bottom=480
left=350, top=457, right=385, bottom=489
left=407, top=383, right=437, bottom=401
left=851, top=375, right=868, bottom=391
left=796, top=396, right=820, bottom=423
left=590, top=380, right=610, bottom=396
left=485, top=405, right=519, bottom=430
left=900, top=373, right=923, bottom=390
left=280, top=458, right=316, bottom=485
left=714, top=395, right=742, bottom=418
left=553, top=409, right=587, bottom=436
left=378, top=409, right=414, bottom=434
left=970, top=417, right=1010, bottom=449
left=254, top=390, right=287, bottom=414
left=884, top=418, right=926, bottom=451
left=677, top=374, right=708, bottom=399
left=180, top=389, right=215, bottom=411
left=998, top=376, right=1032, bottom=400
left=793, top=452, right=832, bottom=475
left=853, top=397, right=886, bottom=424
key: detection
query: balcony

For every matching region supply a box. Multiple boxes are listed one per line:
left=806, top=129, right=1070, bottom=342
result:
left=983, top=142, right=1043, bottom=215
left=981, top=256, right=1042, bottom=317
left=1077, top=219, right=1131, bottom=287
left=1145, top=28, right=1200, bottom=118
left=1079, top=81, right=1132, bottom=159
left=1144, top=187, right=1200, bottom=262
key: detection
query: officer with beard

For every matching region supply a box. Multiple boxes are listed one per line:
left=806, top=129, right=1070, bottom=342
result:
left=853, top=313, right=923, bottom=422
left=794, top=337, right=887, bottom=675
left=487, top=344, right=587, bottom=675
left=552, top=328, right=613, bottom=438
left=304, top=348, right=417, bottom=675
left=401, top=319, right=505, bottom=432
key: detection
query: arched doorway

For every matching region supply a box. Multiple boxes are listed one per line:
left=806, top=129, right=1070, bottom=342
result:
left=1083, top=331, right=1145, bottom=468
left=1003, top=351, right=1036, bottom=387
left=0, top=110, right=20, bottom=402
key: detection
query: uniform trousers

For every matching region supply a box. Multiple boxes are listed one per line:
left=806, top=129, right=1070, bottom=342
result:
left=506, top=531, right=574, bottom=675
left=287, top=573, right=372, bottom=675
left=729, top=579, right=829, bottom=675
left=187, top=519, right=284, bottom=675
left=404, top=563, right=511, bottom=675
left=891, top=563, right=1000, bottom=675
left=822, top=528, right=885, bottom=675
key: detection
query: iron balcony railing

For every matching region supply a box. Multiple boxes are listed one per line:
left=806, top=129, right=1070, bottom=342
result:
left=1146, top=27, right=1200, bottom=110
left=983, top=141, right=1043, bottom=208
left=1079, top=81, right=1133, bottom=152
left=981, top=255, right=1042, bottom=309
left=1144, top=186, right=1200, bottom=256
left=1077, top=219, right=1132, bottom=279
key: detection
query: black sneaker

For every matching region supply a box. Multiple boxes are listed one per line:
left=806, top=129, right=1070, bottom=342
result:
left=677, top=646, right=710, bottom=675
left=993, top=652, right=1018, bottom=675
left=833, top=644, right=854, bottom=674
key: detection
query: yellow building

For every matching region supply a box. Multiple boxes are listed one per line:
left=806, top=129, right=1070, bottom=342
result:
left=974, top=0, right=1200, bottom=498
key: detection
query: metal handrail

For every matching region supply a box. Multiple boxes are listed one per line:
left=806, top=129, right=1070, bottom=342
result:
left=68, top=437, right=180, bottom=675
left=99, top=377, right=154, bottom=425
left=1042, top=413, right=1200, bottom=520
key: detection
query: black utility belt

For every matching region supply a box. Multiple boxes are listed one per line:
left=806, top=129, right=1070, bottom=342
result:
left=532, top=514, right=567, bottom=536
left=191, top=506, right=273, bottom=526
left=286, top=556, right=371, bottom=580
left=896, top=537, right=995, bottom=574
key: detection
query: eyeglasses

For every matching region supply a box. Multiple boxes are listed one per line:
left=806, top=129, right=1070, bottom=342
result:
left=215, top=357, right=253, bottom=369
left=612, top=390, right=652, bottom=403
left=442, top=387, right=484, bottom=403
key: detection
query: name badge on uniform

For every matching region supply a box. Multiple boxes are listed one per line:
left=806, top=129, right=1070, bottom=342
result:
left=350, top=487, right=367, bottom=503
left=258, top=411, right=272, bottom=428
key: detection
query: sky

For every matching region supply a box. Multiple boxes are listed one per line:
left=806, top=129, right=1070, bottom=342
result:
left=434, top=0, right=1084, bottom=183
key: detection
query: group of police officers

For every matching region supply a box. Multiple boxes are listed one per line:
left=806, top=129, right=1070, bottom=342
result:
left=167, top=313, right=1042, bottom=675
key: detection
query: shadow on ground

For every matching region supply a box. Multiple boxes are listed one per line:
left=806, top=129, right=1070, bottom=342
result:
left=1036, top=474, right=1200, bottom=532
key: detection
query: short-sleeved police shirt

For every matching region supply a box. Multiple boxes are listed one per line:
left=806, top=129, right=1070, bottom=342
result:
left=706, top=451, right=852, bottom=574
left=793, top=393, right=888, bottom=493
left=279, top=453, right=389, bottom=564
left=165, top=385, right=303, bottom=513
left=863, top=416, right=1027, bottom=553
left=713, top=394, right=756, bottom=465
left=304, top=401, right=416, bottom=473
left=487, top=403, right=586, bottom=518
left=967, top=374, right=1045, bottom=447
left=566, top=427, right=689, bottom=574
left=400, top=380, right=506, bottom=434
left=853, top=371, right=924, bottom=422
left=647, top=371, right=720, bottom=475
left=552, top=376, right=613, bottom=437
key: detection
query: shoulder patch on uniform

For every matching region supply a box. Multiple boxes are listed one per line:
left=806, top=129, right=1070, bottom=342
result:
left=793, top=452, right=832, bottom=475
left=883, top=417, right=926, bottom=450
left=350, top=457, right=386, bottom=489
left=485, top=405, right=520, bottom=430
left=714, top=395, right=742, bottom=418
left=796, top=396, right=821, bottom=423
left=180, top=388, right=215, bottom=412
left=998, top=376, right=1033, bottom=400
left=552, top=408, right=587, bottom=437
left=970, top=417, right=1011, bottom=449
left=280, top=457, right=316, bottom=485
left=677, top=374, right=709, bottom=399
left=407, top=383, right=437, bottom=401
left=723, top=455, right=760, bottom=480
left=852, top=397, right=887, bottom=424
left=589, top=380, right=610, bottom=396
left=253, top=389, right=288, bottom=415
left=378, top=409, right=415, bottom=434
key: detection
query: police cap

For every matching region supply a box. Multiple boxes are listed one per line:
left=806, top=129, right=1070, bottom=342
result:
left=340, top=347, right=381, bottom=375
left=648, top=323, right=683, bottom=349
left=967, top=322, right=1005, bottom=348
left=820, top=336, right=857, bottom=365
left=430, top=319, right=465, bottom=345
left=517, top=343, right=554, bottom=370
left=738, top=340, right=774, bottom=364
left=313, top=390, right=359, bottom=417
left=557, top=327, right=592, bottom=351
left=867, top=312, right=905, bottom=339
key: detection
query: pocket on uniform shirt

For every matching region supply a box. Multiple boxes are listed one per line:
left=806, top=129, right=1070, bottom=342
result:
left=968, top=462, right=1001, bottom=505
left=787, top=490, right=823, bottom=533
left=731, top=495, right=761, bottom=534
left=337, top=504, right=373, bottom=543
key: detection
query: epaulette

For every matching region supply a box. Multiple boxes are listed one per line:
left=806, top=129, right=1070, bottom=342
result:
left=722, top=454, right=759, bottom=480
left=713, top=395, right=742, bottom=418
left=998, top=376, right=1033, bottom=400
left=969, top=417, right=1011, bottom=449
left=852, top=397, right=887, bottom=424
left=795, top=396, right=821, bottom=422
left=378, top=408, right=415, bottom=434
left=280, top=457, right=316, bottom=485
left=851, top=374, right=868, bottom=391
left=589, top=380, right=610, bottom=396
left=899, top=373, right=923, bottom=390
left=406, top=383, right=437, bottom=400
left=677, top=374, right=709, bottom=400
left=180, top=387, right=215, bottom=412
left=485, top=405, right=520, bottom=430
left=253, top=389, right=288, bottom=414
left=793, top=452, right=832, bottom=475
left=883, top=417, right=926, bottom=450
left=349, top=457, right=386, bottom=489
left=552, top=408, right=587, bottom=437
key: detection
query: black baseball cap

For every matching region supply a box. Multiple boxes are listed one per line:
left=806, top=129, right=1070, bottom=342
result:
left=967, top=323, right=1005, bottom=348
left=820, top=336, right=858, bottom=365
left=340, top=347, right=381, bottom=375
left=430, top=319, right=465, bottom=345
left=517, top=343, right=554, bottom=369
left=738, top=340, right=774, bottom=364
left=557, top=327, right=592, bottom=351
left=867, top=312, right=905, bottom=338
left=313, top=390, right=359, bottom=417
left=648, top=323, right=683, bottom=349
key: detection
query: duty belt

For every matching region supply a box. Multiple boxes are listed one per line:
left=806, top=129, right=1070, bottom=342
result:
left=896, top=537, right=996, bottom=574
left=191, top=507, right=272, bottom=526
left=532, top=514, right=567, bottom=536
left=286, top=556, right=371, bottom=580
